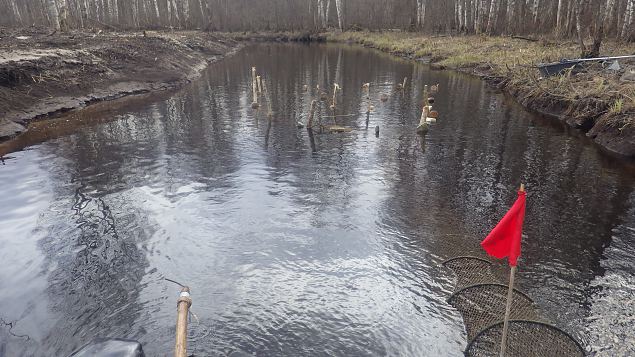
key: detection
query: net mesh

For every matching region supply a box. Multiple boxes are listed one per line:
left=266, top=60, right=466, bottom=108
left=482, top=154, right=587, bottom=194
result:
left=442, top=256, right=586, bottom=357
left=447, top=284, right=538, bottom=342
left=465, top=320, right=585, bottom=357
left=442, top=256, right=499, bottom=291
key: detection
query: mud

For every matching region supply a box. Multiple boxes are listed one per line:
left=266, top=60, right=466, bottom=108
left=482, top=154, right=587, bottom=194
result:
left=0, top=27, right=241, bottom=141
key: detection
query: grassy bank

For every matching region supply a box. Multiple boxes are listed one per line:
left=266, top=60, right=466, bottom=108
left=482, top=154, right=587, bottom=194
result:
left=328, top=31, right=635, bottom=158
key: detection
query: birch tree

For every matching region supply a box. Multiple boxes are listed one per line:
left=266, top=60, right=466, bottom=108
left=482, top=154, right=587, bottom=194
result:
left=335, top=0, right=344, bottom=30
left=506, top=0, right=516, bottom=34
left=0, top=0, right=632, bottom=42
left=416, top=0, right=426, bottom=28
left=486, top=0, right=500, bottom=34
left=47, top=0, right=60, bottom=30
left=623, top=0, right=635, bottom=38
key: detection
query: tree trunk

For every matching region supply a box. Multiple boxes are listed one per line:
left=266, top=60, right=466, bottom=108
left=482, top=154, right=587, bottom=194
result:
left=47, top=0, right=60, bottom=30
left=182, top=0, right=190, bottom=27
left=10, top=0, right=23, bottom=25
left=589, top=4, right=605, bottom=58
left=334, top=0, right=343, bottom=30
left=152, top=0, right=160, bottom=23
left=317, top=0, right=323, bottom=28
left=556, top=0, right=565, bottom=32
left=602, top=0, right=616, bottom=36
left=623, top=0, right=635, bottom=38
left=576, top=0, right=588, bottom=57
left=416, top=0, right=426, bottom=29
left=477, top=0, right=488, bottom=33
left=465, top=0, right=472, bottom=32
left=486, top=0, right=499, bottom=34
left=532, top=0, right=541, bottom=29
left=506, top=0, right=516, bottom=34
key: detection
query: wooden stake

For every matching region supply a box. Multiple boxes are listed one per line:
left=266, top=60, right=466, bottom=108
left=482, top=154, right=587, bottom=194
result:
left=499, top=183, right=525, bottom=357
left=251, top=67, right=259, bottom=108
left=420, top=106, right=429, bottom=123
left=331, top=84, right=340, bottom=124
left=402, top=77, right=408, bottom=89
left=499, top=266, right=516, bottom=357
left=307, top=100, right=318, bottom=129
left=174, top=286, right=192, bottom=357
left=257, top=76, right=262, bottom=94
left=332, top=83, right=339, bottom=109
left=363, top=83, right=371, bottom=114
left=262, top=78, right=273, bottom=119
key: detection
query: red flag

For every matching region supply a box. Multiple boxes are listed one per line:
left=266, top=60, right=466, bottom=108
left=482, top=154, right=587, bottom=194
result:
left=481, top=189, right=526, bottom=266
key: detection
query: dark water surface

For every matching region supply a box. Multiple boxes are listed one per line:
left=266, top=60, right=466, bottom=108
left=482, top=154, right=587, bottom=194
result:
left=1, top=44, right=634, bottom=356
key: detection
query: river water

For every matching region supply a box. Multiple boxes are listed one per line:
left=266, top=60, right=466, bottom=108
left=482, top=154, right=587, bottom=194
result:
left=1, top=43, right=634, bottom=356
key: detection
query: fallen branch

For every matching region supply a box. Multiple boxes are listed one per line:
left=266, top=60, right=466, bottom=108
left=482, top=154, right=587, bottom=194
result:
left=511, top=36, right=539, bottom=42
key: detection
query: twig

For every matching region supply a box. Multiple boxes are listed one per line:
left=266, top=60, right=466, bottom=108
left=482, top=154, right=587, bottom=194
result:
left=0, top=318, right=31, bottom=341
left=512, top=35, right=539, bottom=42
left=164, top=277, right=187, bottom=288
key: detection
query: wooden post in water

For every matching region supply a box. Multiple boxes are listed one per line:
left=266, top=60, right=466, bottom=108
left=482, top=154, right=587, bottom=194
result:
left=257, top=76, right=262, bottom=94
left=362, top=83, right=371, bottom=114
left=417, top=85, right=430, bottom=135
left=423, top=84, right=429, bottom=104
left=330, top=84, right=340, bottom=124
left=262, top=78, right=273, bottom=120
left=307, top=100, right=318, bottom=129
left=174, top=286, right=192, bottom=357
left=251, top=67, right=259, bottom=109
left=402, top=77, right=408, bottom=90
left=331, top=84, right=340, bottom=108
left=499, top=183, right=524, bottom=357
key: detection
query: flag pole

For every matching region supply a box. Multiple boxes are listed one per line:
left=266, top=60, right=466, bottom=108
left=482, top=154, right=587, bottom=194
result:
left=499, top=183, right=524, bottom=357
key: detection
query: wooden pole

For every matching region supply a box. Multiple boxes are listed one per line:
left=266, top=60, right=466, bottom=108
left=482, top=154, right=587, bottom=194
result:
left=499, top=266, right=516, bottom=357
left=307, top=100, right=318, bottom=129
left=251, top=67, right=259, bottom=109
left=364, top=83, right=371, bottom=114
left=262, top=79, right=273, bottom=119
left=331, top=84, right=339, bottom=124
left=174, top=286, right=192, bottom=357
left=257, top=76, right=262, bottom=94
left=499, top=183, right=524, bottom=357
left=332, top=83, right=339, bottom=108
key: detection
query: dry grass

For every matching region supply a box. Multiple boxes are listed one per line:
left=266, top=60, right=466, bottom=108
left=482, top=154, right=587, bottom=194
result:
left=327, top=31, right=587, bottom=67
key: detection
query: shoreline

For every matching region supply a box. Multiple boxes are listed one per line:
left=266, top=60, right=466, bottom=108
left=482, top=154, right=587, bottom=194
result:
left=0, top=28, right=242, bottom=145
left=323, top=31, right=635, bottom=159
left=2, top=29, right=634, bottom=161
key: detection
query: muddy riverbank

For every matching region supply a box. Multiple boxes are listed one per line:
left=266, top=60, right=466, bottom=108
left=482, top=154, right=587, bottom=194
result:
left=326, top=31, right=635, bottom=159
left=0, top=28, right=241, bottom=141
left=2, top=28, right=634, bottom=160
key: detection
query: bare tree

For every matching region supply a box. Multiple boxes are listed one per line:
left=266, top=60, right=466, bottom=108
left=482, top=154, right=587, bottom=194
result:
left=0, top=0, right=632, bottom=43
left=47, top=0, right=61, bottom=30
left=335, top=0, right=344, bottom=30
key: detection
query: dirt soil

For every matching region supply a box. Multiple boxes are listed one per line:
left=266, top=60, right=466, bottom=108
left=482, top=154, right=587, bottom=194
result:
left=328, top=31, right=635, bottom=159
left=0, top=27, right=241, bottom=141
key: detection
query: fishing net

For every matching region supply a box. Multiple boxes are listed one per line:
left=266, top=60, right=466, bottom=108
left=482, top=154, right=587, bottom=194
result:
left=447, top=284, right=538, bottom=342
left=442, top=256, right=586, bottom=357
left=465, top=320, right=585, bottom=357
left=442, top=256, right=499, bottom=292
